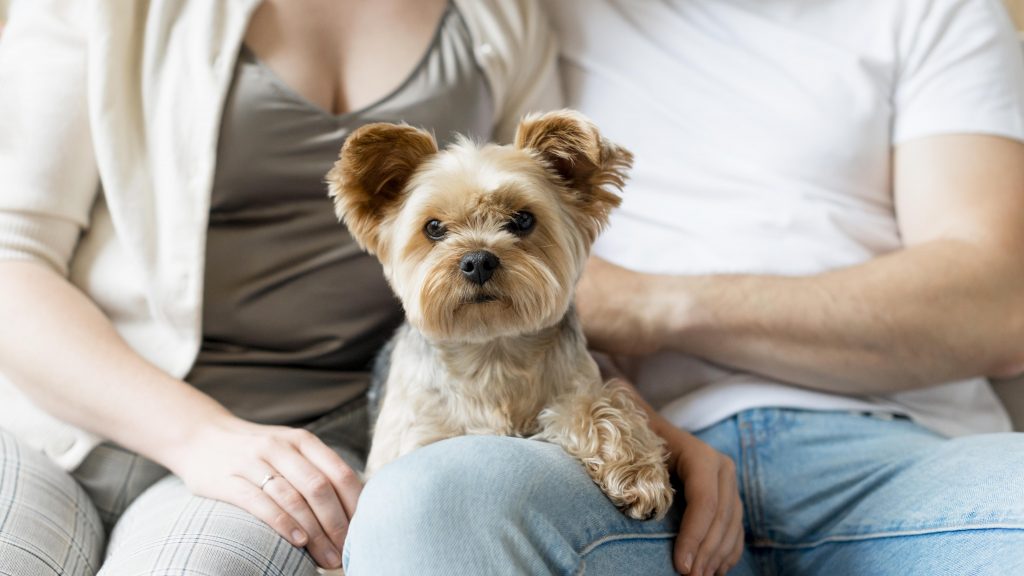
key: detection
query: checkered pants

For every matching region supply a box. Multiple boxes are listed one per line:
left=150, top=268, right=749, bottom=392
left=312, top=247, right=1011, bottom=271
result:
left=0, top=399, right=367, bottom=576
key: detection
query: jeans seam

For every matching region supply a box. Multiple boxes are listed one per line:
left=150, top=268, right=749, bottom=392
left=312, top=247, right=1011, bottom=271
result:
left=577, top=531, right=679, bottom=557
left=574, top=530, right=679, bottom=574
left=756, top=523, right=1024, bottom=550
left=739, top=415, right=765, bottom=544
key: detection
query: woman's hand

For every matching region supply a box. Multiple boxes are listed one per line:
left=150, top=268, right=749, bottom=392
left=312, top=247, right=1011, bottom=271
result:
left=160, top=414, right=361, bottom=570
left=669, top=432, right=744, bottom=576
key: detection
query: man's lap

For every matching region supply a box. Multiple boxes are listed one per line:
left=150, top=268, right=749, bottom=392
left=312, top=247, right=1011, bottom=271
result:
left=344, top=435, right=688, bottom=575
left=345, top=409, right=1024, bottom=575
left=695, top=408, right=1024, bottom=574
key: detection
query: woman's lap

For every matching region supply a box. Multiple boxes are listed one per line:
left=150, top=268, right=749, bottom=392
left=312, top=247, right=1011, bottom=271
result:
left=72, top=443, right=169, bottom=532
left=0, top=428, right=104, bottom=576
left=0, top=396, right=371, bottom=576
left=99, top=475, right=318, bottom=576
left=0, top=428, right=315, bottom=576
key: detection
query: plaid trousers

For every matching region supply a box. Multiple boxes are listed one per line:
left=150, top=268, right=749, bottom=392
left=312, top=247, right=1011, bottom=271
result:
left=0, top=398, right=367, bottom=576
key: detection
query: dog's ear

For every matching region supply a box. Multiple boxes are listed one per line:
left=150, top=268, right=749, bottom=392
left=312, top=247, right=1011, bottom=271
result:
left=515, top=109, right=632, bottom=242
left=327, top=123, right=438, bottom=255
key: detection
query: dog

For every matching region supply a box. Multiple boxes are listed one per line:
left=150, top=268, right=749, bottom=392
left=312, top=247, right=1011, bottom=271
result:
left=326, top=109, right=673, bottom=520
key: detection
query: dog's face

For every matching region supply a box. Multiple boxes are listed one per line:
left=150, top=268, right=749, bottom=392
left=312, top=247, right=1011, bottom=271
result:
left=327, top=110, right=632, bottom=343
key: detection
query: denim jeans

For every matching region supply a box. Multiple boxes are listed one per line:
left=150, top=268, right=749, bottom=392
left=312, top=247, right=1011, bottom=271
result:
left=344, top=408, right=1024, bottom=575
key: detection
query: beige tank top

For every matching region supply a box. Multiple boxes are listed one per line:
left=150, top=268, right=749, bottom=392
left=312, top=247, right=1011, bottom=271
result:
left=187, top=3, right=493, bottom=425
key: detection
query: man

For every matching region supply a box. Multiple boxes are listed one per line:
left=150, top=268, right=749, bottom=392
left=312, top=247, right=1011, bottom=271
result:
left=345, top=1, right=1022, bottom=574
left=549, top=0, right=1024, bottom=574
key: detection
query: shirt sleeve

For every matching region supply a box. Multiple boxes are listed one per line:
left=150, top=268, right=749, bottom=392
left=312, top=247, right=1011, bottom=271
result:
left=893, top=0, right=1024, bottom=144
left=458, top=0, right=563, bottom=144
left=493, top=0, right=563, bottom=144
left=0, top=0, right=98, bottom=276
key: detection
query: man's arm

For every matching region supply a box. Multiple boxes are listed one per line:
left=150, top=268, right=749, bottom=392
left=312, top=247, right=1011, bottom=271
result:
left=578, top=134, right=1024, bottom=394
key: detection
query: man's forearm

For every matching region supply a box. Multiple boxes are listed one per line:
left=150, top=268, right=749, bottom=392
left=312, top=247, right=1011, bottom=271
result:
left=654, top=239, right=1024, bottom=394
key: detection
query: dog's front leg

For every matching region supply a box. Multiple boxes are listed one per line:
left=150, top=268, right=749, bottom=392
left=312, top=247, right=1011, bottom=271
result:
left=535, top=382, right=674, bottom=520
left=365, top=392, right=407, bottom=478
left=365, top=387, right=464, bottom=478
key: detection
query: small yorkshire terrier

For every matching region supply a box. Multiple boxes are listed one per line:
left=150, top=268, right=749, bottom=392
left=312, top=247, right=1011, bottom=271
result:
left=326, top=110, right=673, bottom=520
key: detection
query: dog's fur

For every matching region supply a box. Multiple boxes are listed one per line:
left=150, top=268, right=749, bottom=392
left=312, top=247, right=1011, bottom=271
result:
left=326, top=110, right=673, bottom=520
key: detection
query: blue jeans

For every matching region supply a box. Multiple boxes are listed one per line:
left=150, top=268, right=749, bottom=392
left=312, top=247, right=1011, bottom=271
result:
left=343, top=409, right=1024, bottom=575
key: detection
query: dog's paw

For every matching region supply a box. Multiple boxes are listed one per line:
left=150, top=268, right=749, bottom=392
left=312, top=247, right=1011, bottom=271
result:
left=602, top=460, right=674, bottom=521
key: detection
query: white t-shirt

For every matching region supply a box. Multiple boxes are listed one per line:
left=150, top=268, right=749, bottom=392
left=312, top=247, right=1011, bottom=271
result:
left=544, top=0, right=1024, bottom=437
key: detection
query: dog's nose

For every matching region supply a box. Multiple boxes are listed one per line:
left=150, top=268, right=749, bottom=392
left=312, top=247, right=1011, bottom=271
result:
left=460, top=250, right=500, bottom=285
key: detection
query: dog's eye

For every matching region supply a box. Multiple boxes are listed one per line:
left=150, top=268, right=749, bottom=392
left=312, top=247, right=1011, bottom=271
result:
left=505, top=211, right=536, bottom=236
left=424, top=219, right=447, bottom=241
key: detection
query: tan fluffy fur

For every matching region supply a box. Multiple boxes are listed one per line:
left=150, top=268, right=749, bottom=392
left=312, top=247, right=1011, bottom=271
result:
left=326, top=110, right=673, bottom=520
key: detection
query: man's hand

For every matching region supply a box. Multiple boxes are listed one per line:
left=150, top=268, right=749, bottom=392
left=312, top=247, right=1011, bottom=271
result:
left=668, top=430, right=744, bottom=576
left=599, top=367, right=745, bottom=576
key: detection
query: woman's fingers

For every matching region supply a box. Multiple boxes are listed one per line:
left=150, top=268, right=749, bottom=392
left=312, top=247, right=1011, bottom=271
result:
left=218, top=476, right=308, bottom=548
left=291, top=429, right=364, bottom=519
left=172, top=419, right=362, bottom=571
left=263, top=443, right=349, bottom=564
left=256, top=469, right=341, bottom=570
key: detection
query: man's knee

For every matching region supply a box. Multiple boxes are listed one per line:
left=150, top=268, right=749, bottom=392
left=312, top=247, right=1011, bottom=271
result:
left=0, top=428, right=104, bottom=576
left=355, top=436, right=574, bottom=531
left=346, top=436, right=587, bottom=571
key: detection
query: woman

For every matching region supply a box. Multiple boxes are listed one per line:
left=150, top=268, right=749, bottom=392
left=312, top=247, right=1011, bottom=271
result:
left=0, top=0, right=741, bottom=574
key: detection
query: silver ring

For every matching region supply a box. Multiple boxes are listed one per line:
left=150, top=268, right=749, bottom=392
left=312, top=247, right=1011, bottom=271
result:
left=257, top=473, right=279, bottom=491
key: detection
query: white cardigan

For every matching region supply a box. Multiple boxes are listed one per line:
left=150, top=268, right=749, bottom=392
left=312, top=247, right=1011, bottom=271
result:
left=0, top=0, right=561, bottom=470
